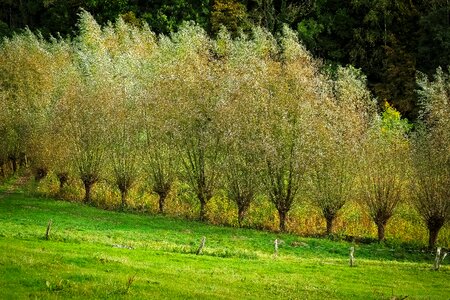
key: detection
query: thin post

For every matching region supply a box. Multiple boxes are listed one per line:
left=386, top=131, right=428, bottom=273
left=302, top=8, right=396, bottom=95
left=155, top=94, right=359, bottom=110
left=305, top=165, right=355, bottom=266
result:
left=434, top=247, right=441, bottom=270
left=349, top=246, right=355, bottom=267
left=45, top=219, right=52, bottom=240
left=274, top=238, right=279, bottom=257
left=196, top=236, right=206, bottom=255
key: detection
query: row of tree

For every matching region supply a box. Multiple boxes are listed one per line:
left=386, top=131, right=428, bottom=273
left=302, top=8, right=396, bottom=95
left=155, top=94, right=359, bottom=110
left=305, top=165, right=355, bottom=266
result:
left=0, top=12, right=449, bottom=248
left=1, top=1, right=449, bottom=119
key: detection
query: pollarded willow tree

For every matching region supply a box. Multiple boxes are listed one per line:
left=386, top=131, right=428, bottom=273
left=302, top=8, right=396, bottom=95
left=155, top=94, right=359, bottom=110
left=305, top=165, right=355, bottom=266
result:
left=141, top=97, right=177, bottom=214
left=139, top=31, right=178, bottom=214
left=0, top=30, right=42, bottom=175
left=56, top=11, right=112, bottom=204
left=100, top=18, right=154, bottom=209
left=45, top=40, right=79, bottom=193
left=141, top=89, right=177, bottom=214
left=24, top=36, right=76, bottom=183
left=412, top=68, right=450, bottom=248
left=144, top=130, right=177, bottom=214
left=258, top=26, right=320, bottom=232
left=0, top=30, right=73, bottom=183
left=107, top=94, right=142, bottom=210
left=5, top=32, right=51, bottom=182
left=309, top=66, right=376, bottom=235
left=360, top=102, right=411, bottom=242
left=216, top=27, right=275, bottom=226
left=161, top=24, right=224, bottom=221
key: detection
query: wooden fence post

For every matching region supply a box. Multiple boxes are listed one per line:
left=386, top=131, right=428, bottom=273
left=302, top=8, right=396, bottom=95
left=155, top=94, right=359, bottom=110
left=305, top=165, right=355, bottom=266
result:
left=196, top=236, right=206, bottom=255
left=349, top=246, right=355, bottom=267
left=433, top=247, right=447, bottom=270
left=274, top=239, right=279, bottom=257
left=45, top=219, right=52, bottom=240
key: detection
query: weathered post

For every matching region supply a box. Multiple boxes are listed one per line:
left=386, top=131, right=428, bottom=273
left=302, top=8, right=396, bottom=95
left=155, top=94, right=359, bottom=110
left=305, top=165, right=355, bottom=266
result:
left=196, top=236, right=206, bottom=255
left=434, top=247, right=441, bottom=270
left=349, top=246, right=355, bottom=267
left=433, top=247, right=448, bottom=270
left=45, top=219, right=52, bottom=240
left=274, top=238, right=279, bottom=257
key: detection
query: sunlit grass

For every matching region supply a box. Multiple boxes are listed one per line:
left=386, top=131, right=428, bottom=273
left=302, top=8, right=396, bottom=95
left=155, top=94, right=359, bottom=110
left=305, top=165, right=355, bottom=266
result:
left=30, top=172, right=450, bottom=248
left=0, top=189, right=448, bottom=299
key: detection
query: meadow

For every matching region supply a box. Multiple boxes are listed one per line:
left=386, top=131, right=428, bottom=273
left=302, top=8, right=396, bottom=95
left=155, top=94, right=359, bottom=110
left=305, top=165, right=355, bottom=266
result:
left=0, top=178, right=448, bottom=299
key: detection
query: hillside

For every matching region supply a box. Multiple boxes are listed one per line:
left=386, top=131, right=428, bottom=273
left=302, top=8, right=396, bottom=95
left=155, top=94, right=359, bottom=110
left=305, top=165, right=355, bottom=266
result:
left=0, top=180, right=448, bottom=299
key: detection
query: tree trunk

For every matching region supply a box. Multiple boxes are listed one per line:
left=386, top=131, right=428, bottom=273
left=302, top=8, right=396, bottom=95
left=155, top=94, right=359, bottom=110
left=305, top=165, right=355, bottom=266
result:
left=376, top=221, right=386, bottom=242
left=158, top=191, right=167, bottom=214
left=428, top=222, right=444, bottom=249
left=19, top=152, right=27, bottom=168
left=83, top=181, right=93, bottom=204
left=199, top=200, right=207, bottom=221
left=34, top=167, right=48, bottom=182
left=237, top=206, right=247, bottom=227
left=57, top=172, right=68, bottom=191
left=10, top=157, right=17, bottom=173
left=0, top=163, right=4, bottom=178
left=326, top=216, right=334, bottom=236
left=120, top=189, right=128, bottom=210
left=278, top=210, right=287, bottom=232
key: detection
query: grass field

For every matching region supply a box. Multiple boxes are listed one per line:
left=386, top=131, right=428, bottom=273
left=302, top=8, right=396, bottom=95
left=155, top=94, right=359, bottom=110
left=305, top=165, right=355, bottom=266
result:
left=0, top=179, right=448, bottom=299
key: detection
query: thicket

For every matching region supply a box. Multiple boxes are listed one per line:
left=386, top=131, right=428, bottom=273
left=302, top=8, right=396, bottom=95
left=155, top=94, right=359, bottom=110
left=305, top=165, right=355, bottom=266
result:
left=0, top=12, right=448, bottom=248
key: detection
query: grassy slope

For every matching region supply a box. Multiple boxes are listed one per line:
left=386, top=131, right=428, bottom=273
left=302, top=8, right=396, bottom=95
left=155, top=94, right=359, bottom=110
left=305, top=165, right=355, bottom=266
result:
left=0, top=187, right=448, bottom=299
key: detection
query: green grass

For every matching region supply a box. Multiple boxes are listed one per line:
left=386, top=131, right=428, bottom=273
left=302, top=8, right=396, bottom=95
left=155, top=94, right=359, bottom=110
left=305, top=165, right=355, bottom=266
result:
left=0, top=188, right=448, bottom=299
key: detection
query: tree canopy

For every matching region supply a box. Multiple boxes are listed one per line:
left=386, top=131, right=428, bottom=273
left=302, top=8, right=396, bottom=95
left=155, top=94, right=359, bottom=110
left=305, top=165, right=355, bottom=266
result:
left=1, top=0, right=448, bottom=118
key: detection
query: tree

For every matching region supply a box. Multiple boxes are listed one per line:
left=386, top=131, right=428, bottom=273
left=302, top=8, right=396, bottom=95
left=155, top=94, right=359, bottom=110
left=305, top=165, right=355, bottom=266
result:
left=141, top=74, right=177, bottom=214
left=22, top=34, right=70, bottom=183
left=108, top=103, right=141, bottom=210
left=411, top=130, right=450, bottom=248
left=0, top=0, right=142, bottom=38
left=45, top=38, right=78, bottom=193
left=309, top=66, right=375, bottom=235
left=145, top=139, right=176, bottom=214
left=126, top=25, right=177, bottom=214
left=161, top=24, right=222, bottom=221
left=0, top=29, right=77, bottom=189
left=412, top=68, right=450, bottom=248
left=217, top=27, right=274, bottom=226
left=359, top=102, right=411, bottom=242
left=58, top=11, right=111, bottom=204
left=0, top=28, right=66, bottom=178
left=259, top=27, right=319, bottom=232
left=100, top=18, right=148, bottom=210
